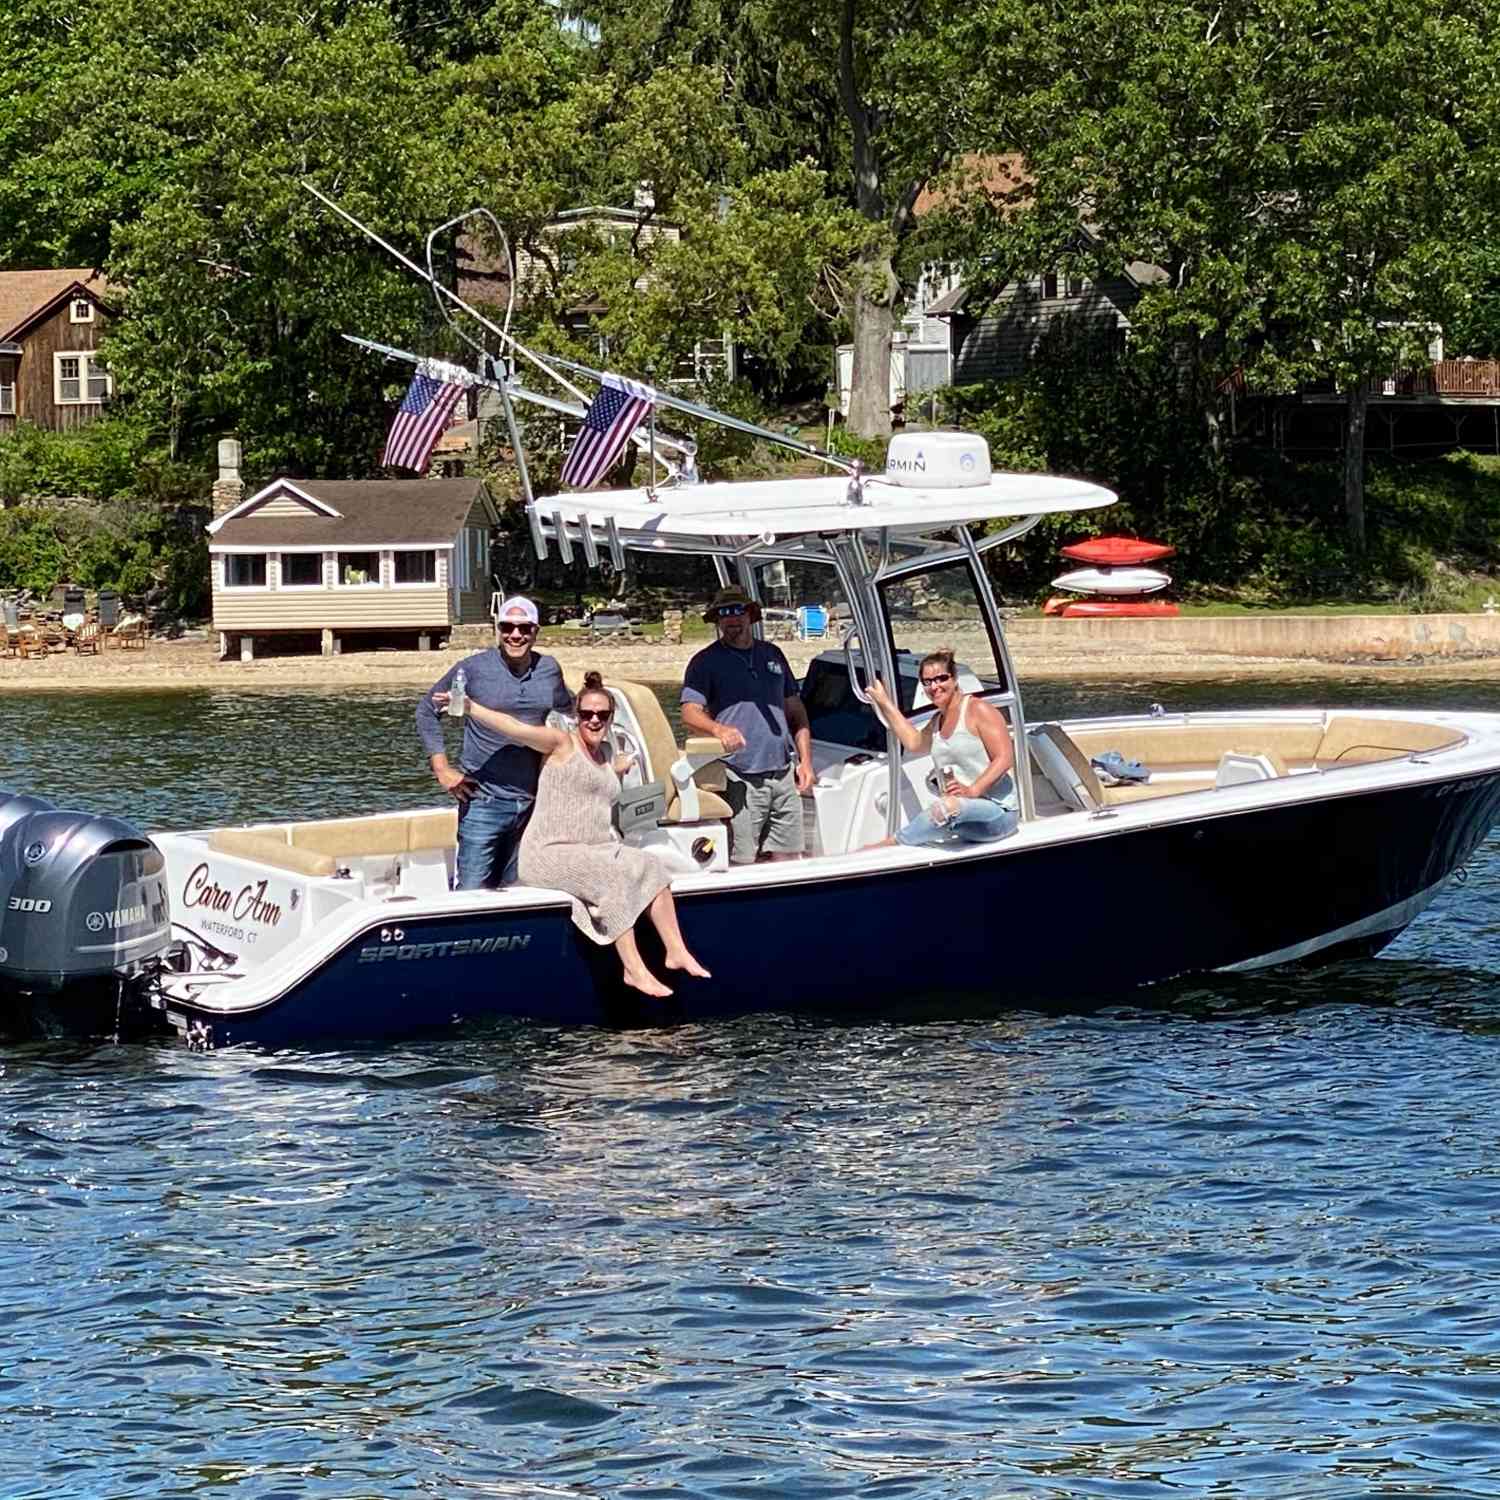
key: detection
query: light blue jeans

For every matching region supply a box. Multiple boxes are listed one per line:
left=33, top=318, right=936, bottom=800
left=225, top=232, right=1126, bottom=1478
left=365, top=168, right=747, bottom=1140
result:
left=455, top=787, right=534, bottom=889
left=896, top=795, right=1018, bottom=848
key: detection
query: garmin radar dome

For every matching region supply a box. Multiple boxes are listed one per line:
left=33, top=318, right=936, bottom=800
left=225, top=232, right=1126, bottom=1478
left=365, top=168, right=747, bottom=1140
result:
left=883, top=432, right=992, bottom=489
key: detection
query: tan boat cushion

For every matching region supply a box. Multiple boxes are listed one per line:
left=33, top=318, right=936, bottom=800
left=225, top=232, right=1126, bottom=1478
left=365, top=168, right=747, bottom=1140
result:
left=1315, top=716, right=1464, bottom=765
left=289, top=815, right=410, bottom=857
left=207, top=828, right=338, bottom=877
left=406, top=808, right=458, bottom=850
left=1067, top=723, right=1324, bottom=769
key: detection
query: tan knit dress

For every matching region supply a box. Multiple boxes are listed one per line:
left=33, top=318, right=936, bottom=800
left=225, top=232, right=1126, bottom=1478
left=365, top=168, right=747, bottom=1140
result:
left=517, top=737, right=672, bottom=944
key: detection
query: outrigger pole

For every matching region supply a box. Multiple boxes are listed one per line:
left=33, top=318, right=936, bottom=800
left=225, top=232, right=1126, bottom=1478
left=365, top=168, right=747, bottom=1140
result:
left=301, top=180, right=855, bottom=478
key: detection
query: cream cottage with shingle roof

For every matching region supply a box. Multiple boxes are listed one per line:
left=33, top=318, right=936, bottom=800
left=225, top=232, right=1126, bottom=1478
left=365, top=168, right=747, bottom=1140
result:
left=208, top=475, right=500, bottom=661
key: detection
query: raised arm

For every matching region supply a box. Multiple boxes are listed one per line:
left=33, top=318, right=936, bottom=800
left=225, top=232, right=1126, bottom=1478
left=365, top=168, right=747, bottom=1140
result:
left=437, top=694, right=570, bottom=756
left=865, top=677, right=933, bottom=756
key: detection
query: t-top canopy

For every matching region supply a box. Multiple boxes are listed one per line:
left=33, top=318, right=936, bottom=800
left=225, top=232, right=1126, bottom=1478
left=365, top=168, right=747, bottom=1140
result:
left=528, top=469, right=1116, bottom=546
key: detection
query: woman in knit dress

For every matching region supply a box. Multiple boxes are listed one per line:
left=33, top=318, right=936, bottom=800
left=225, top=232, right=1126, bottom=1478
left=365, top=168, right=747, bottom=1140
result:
left=437, top=670, right=710, bottom=997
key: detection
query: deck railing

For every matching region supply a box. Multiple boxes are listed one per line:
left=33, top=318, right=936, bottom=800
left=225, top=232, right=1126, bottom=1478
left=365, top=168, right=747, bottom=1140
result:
left=1369, top=360, right=1500, bottom=398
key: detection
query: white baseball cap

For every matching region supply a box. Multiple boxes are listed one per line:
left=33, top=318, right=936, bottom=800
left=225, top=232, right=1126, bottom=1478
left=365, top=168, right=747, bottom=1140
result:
left=496, top=595, right=540, bottom=626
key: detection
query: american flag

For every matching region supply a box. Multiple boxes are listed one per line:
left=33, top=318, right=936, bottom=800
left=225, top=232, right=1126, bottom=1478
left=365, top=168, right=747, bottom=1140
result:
left=560, top=373, right=656, bottom=489
left=381, top=369, right=467, bottom=473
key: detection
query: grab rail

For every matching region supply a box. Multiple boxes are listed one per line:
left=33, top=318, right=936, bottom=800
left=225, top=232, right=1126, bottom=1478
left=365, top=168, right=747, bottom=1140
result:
left=843, top=627, right=872, bottom=704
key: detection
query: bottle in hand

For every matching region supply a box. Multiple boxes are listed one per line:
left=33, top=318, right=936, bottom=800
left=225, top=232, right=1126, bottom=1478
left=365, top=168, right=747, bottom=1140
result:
left=448, top=666, right=467, bottom=718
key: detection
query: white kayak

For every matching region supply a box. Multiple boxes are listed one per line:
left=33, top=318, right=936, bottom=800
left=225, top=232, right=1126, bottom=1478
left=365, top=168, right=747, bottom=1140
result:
left=1051, top=565, right=1172, bottom=596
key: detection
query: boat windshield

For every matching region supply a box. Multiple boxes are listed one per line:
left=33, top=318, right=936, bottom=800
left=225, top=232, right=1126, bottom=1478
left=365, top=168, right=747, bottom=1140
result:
left=879, top=555, right=1007, bottom=707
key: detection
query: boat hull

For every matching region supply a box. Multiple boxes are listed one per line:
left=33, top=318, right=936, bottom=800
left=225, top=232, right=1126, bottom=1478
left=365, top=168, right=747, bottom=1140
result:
left=158, top=767, right=1500, bottom=1047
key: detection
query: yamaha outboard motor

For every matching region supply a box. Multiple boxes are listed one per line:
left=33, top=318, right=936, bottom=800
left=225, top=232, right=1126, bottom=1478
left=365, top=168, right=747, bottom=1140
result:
left=0, top=790, right=172, bottom=1033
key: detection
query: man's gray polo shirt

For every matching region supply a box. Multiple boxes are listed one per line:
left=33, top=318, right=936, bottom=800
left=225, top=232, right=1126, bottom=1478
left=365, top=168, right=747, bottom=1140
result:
left=681, top=639, right=799, bottom=775
left=416, top=649, right=573, bottom=796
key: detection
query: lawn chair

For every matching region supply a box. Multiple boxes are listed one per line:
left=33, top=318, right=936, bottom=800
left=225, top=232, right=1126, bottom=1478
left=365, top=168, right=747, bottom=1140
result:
left=796, top=604, right=829, bottom=641
left=73, top=621, right=101, bottom=655
left=113, top=616, right=147, bottom=650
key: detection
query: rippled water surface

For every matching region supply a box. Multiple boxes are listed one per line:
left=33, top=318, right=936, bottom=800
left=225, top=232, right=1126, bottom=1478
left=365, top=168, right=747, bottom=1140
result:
left=7, top=680, right=1500, bottom=1497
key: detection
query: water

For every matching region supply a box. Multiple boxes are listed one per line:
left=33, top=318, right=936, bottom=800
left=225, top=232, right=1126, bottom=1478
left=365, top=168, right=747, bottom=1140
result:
left=7, top=679, right=1500, bottom=1497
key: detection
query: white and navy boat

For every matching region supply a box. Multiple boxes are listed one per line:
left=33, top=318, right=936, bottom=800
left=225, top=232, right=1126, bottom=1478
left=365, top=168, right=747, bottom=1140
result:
left=4, top=201, right=1500, bottom=1046
left=5, top=428, right=1500, bottom=1046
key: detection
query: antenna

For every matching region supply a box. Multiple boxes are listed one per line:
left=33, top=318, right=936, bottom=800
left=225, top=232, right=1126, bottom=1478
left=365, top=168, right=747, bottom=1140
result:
left=301, top=180, right=855, bottom=476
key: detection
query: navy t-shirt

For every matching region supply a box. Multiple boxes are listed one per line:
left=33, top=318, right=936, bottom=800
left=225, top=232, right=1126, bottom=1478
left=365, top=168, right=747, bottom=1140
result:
left=416, top=649, right=573, bottom=796
left=681, top=639, right=798, bottom=775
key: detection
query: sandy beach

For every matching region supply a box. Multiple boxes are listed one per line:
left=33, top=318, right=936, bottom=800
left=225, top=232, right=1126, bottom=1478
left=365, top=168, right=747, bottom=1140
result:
left=7, top=625, right=1500, bottom=693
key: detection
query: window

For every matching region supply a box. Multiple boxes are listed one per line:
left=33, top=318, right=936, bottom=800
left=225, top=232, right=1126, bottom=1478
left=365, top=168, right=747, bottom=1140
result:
left=1067, top=275, right=1087, bottom=297
left=392, top=549, right=437, bottom=585
left=0, top=377, right=13, bottom=416
left=224, top=554, right=267, bottom=589
left=54, top=352, right=110, bottom=405
left=337, top=551, right=381, bottom=586
left=1041, top=273, right=1059, bottom=300
left=279, top=553, right=323, bottom=587
left=879, top=557, right=1006, bottom=706
left=70, top=299, right=95, bottom=324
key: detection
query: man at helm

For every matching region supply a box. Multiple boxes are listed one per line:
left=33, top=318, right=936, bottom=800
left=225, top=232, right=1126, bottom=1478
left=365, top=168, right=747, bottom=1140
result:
left=681, top=587, right=814, bottom=864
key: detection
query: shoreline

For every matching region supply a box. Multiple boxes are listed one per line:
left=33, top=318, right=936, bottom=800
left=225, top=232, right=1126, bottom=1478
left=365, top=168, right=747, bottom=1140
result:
left=9, top=630, right=1500, bottom=693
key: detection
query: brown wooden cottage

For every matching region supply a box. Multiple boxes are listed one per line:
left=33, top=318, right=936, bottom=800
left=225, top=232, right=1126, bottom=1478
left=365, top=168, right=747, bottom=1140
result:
left=0, top=269, right=113, bottom=435
left=208, top=475, right=499, bottom=661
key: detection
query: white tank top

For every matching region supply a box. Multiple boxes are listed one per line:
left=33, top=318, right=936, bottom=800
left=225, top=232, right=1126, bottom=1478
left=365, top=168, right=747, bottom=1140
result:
left=934, top=696, right=1015, bottom=807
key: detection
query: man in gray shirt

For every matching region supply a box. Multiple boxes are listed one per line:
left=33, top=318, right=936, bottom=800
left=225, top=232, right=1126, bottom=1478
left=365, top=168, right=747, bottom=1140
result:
left=681, top=587, right=813, bottom=864
left=416, top=596, right=573, bottom=888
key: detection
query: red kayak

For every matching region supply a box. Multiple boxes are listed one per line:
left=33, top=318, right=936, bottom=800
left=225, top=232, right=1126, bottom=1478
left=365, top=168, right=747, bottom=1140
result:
left=1060, top=535, right=1175, bottom=565
left=1054, top=598, right=1181, bottom=618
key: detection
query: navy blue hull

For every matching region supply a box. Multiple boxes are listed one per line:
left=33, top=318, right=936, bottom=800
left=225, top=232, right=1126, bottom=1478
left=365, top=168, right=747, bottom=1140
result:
left=173, top=769, right=1500, bottom=1047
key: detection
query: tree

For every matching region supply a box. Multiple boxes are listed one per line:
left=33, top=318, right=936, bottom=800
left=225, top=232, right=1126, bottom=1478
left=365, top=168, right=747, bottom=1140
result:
left=586, top=0, right=980, bottom=437
left=2, top=0, right=594, bottom=476
left=964, top=0, right=1500, bottom=547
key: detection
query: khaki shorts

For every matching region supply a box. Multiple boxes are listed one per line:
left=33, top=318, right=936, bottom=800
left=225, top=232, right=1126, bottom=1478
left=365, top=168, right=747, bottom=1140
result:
left=722, top=765, right=804, bottom=864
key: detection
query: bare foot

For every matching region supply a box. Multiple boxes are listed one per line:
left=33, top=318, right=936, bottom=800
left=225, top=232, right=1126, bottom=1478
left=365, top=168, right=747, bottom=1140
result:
left=665, top=950, right=712, bottom=979
left=624, top=968, right=673, bottom=998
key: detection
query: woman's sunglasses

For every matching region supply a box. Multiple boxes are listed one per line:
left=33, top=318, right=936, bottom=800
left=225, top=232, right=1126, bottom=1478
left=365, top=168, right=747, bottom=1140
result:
left=920, top=672, right=953, bottom=687
left=578, top=707, right=614, bottom=724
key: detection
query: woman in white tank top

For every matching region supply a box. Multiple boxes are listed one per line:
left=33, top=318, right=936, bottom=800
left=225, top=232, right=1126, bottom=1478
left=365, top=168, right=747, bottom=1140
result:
left=865, top=647, right=1018, bottom=848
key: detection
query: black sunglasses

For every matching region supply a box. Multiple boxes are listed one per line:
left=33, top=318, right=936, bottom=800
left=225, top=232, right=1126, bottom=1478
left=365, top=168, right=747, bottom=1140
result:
left=499, top=622, right=537, bottom=637
left=714, top=603, right=749, bottom=619
left=578, top=707, right=614, bottom=724
left=920, top=672, right=953, bottom=687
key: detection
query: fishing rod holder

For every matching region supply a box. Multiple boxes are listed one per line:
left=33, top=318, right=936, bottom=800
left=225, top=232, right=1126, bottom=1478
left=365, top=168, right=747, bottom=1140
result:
left=528, top=508, right=628, bottom=572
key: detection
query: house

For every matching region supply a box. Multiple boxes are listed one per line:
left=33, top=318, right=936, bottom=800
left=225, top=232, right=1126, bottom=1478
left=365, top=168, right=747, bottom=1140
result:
left=0, top=269, right=113, bottom=435
left=207, top=465, right=499, bottom=662
left=927, top=256, right=1168, bottom=385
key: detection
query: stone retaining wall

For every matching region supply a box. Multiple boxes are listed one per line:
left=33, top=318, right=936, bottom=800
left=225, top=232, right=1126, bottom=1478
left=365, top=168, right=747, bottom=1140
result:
left=1007, top=612, right=1500, bottom=661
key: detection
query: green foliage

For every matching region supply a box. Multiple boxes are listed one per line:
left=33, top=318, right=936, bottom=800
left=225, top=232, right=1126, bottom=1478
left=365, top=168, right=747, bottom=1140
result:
left=0, top=417, right=202, bottom=507
left=0, top=498, right=208, bottom=612
left=826, top=426, right=887, bottom=471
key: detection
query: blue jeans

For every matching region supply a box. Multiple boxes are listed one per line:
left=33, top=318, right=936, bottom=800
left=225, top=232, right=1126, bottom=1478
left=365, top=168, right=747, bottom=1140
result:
left=455, top=788, right=534, bottom=889
left=896, top=795, right=1018, bottom=848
